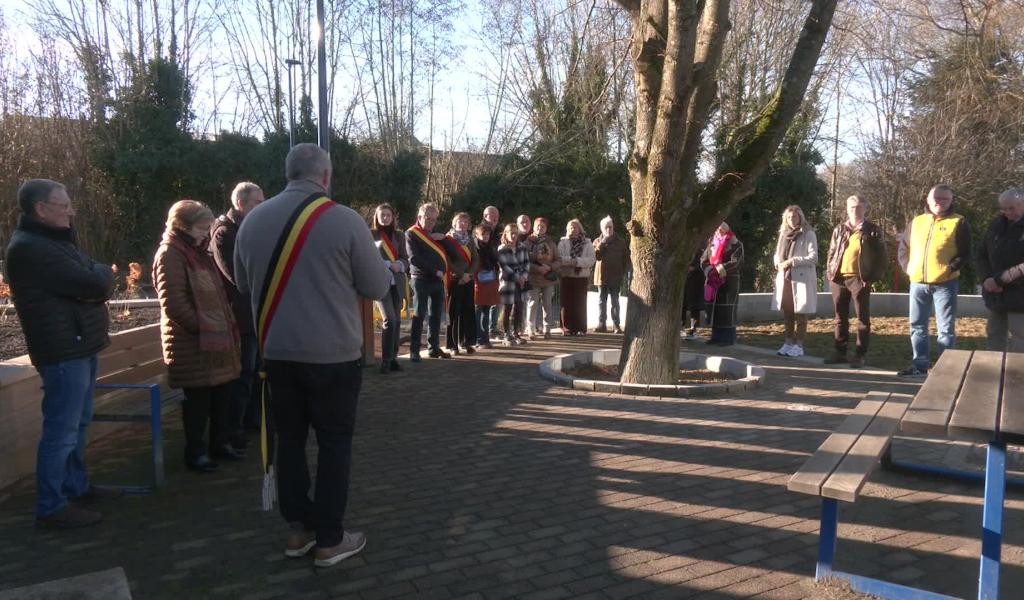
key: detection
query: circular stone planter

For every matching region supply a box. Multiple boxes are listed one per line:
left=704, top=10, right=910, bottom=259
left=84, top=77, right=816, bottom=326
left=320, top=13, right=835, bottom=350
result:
left=538, top=349, right=766, bottom=397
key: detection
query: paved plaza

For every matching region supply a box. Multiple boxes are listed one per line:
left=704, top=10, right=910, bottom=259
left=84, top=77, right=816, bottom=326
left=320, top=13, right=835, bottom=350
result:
left=1, top=334, right=1023, bottom=599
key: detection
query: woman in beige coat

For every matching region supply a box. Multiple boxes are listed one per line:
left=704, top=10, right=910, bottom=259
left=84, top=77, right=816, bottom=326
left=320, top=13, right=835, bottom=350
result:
left=153, top=200, right=241, bottom=472
left=770, top=205, right=818, bottom=357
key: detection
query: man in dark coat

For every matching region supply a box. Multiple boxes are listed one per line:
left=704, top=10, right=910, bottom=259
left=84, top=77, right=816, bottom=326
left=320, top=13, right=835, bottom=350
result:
left=976, top=187, right=1024, bottom=351
left=210, top=181, right=265, bottom=448
left=5, top=179, right=116, bottom=529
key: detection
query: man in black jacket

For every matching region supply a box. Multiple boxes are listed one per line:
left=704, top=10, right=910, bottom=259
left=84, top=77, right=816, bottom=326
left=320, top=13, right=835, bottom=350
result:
left=976, top=188, right=1024, bottom=351
left=5, top=179, right=116, bottom=528
left=406, top=203, right=451, bottom=360
left=210, top=181, right=264, bottom=448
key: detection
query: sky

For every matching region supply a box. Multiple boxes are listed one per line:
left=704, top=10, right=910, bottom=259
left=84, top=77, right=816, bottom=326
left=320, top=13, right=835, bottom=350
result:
left=2, top=0, right=867, bottom=163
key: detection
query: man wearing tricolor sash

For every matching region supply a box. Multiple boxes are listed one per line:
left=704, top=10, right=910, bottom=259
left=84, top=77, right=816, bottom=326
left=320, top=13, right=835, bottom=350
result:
left=233, top=144, right=390, bottom=567
left=406, top=202, right=451, bottom=360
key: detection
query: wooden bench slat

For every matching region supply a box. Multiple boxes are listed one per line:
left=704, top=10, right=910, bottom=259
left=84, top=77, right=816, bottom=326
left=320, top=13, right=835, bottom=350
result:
left=822, top=393, right=912, bottom=502
left=999, top=352, right=1024, bottom=444
left=97, top=358, right=166, bottom=385
left=901, top=349, right=972, bottom=435
left=948, top=351, right=1004, bottom=442
left=787, top=392, right=887, bottom=496
left=97, top=341, right=162, bottom=377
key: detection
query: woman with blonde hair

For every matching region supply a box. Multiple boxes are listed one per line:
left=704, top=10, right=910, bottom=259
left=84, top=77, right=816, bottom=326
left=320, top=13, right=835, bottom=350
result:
left=770, top=205, right=818, bottom=356
left=153, top=200, right=241, bottom=472
left=371, top=203, right=410, bottom=373
left=557, top=219, right=596, bottom=335
left=496, top=223, right=525, bottom=346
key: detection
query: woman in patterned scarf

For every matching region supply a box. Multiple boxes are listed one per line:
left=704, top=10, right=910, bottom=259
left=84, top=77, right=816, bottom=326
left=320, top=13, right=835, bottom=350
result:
left=444, top=212, right=479, bottom=355
left=557, top=219, right=596, bottom=335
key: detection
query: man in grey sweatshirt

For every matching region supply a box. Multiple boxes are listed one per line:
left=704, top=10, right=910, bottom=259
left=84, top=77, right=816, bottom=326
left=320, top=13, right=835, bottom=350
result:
left=234, top=143, right=389, bottom=568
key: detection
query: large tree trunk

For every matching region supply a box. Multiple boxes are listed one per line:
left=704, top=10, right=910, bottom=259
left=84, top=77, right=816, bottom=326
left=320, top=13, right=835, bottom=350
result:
left=614, top=0, right=838, bottom=385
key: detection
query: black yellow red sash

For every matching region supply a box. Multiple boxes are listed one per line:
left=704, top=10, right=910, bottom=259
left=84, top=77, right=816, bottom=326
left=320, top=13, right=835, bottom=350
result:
left=379, top=231, right=399, bottom=262
left=450, top=236, right=472, bottom=264
left=256, top=193, right=335, bottom=354
left=409, top=225, right=449, bottom=275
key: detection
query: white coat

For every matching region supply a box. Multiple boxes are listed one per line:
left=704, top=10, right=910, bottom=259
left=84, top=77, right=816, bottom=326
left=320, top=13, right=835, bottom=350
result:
left=771, top=228, right=818, bottom=314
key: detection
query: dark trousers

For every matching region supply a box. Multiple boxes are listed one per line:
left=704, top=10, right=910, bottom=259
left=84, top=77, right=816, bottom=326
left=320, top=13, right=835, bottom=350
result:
left=265, top=359, right=361, bottom=548
left=376, top=285, right=402, bottom=362
left=229, top=333, right=260, bottom=440
left=476, top=306, right=492, bottom=345
left=560, top=277, right=589, bottom=334
left=182, top=384, right=231, bottom=462
left=598, top=284, right=621, bottom=326
left=489, top=305, right=499, bottom=335
left=410, top=277, right=444, bottom=354
left=445, top=281, right=477, bottom=350
left=830, top=278, right=871, bottom=356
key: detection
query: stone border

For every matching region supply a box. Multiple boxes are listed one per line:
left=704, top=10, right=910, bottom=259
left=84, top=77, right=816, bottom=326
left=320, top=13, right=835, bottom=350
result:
left=539, top=348, right=766, bottom=397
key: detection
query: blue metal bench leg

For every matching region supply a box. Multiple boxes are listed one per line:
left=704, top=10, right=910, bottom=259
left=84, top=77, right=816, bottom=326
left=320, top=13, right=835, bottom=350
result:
left=816, top=498, right=838, bottom=580
left=149, top=385, right=165, bottom=489
left=979, top=442, right=1005, bottom=600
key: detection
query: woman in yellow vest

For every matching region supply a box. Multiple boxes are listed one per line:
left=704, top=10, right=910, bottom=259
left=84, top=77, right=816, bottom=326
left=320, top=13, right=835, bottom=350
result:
left=896, top=184, right=972, bottom=377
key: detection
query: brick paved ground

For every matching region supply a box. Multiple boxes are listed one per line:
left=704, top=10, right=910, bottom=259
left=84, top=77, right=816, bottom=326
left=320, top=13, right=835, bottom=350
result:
left=1, top=333, right=1023, bottom=599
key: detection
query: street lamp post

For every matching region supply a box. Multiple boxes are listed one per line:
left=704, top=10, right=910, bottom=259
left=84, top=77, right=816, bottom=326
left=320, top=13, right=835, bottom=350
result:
left=285, top=58, right=301, bottom=149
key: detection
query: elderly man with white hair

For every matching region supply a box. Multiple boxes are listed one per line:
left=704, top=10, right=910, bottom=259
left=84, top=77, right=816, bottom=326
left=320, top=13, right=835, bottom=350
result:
left=210, top=182, right=265, bottom=448
left=976, top=187, right=1024, bottom=352
left=593, top=215, right=630, bottom=333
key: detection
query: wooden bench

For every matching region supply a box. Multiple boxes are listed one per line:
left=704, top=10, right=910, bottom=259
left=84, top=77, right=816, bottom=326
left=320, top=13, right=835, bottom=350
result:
left=91, top=324, right=168, bottom=492
left=788, top=391, right=916, bottom=592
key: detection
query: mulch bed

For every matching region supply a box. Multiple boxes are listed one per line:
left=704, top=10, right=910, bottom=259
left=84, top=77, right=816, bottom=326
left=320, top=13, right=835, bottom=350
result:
left=564, top=363, right=735, bottom=384
left=0, top=306, right=160, bottom=361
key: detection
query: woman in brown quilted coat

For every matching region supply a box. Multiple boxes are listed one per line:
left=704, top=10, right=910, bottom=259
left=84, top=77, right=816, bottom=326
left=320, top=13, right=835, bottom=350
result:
left=153, top=200, right=241, bottom=473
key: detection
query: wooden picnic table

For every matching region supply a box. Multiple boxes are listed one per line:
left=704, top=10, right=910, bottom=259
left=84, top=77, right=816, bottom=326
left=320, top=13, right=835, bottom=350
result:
left=900, top=348, right=1022, bottom=600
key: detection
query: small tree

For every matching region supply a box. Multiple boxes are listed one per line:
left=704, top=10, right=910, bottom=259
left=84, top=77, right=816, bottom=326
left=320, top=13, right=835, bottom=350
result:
left=613, top=0, right=839, bottom=384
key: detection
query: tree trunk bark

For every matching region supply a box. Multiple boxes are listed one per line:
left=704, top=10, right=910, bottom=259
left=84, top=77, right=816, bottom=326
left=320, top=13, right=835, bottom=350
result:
left=619, top=231, right=690, bottom=383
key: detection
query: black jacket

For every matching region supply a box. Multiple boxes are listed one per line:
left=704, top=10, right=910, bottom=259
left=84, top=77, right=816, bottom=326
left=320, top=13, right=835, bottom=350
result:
left=826, top=220, right=887, bottom=284
left=209, top=209, right=254, bottom=336
left=976, top=215, right=1024, bottom=312
left=4, top=217, right=114, bottom=366
left=406, top=227, right=447, bottom=281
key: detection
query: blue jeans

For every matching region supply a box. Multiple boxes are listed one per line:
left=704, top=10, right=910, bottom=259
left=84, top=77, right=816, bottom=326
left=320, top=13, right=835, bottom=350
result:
left=909, top=280, right=959, bottom=371
left=35, top=355, right=98, bottom=517
left=410, top=277, right=444, bottom=354
left=476, top=306, right=491, bottom=345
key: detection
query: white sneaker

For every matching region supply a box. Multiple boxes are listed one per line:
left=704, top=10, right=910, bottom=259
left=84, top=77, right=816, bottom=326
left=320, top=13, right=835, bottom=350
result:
left=777, top=343, right=793, bottom=356
left=786, top=345, right=805, bottom=357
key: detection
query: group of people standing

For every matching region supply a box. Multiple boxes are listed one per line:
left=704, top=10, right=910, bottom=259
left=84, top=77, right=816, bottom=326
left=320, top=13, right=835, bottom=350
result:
left=376, top=203, right=631, bottom=364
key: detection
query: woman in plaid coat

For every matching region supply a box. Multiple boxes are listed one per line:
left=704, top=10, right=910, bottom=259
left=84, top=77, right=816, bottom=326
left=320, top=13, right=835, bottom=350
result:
left=497, top=224, right=527, bottom=346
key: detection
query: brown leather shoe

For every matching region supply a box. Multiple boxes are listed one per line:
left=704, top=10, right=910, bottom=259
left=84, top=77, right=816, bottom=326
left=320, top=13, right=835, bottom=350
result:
left=612, top=325, right=623, bottom=334
left=284, top=529, right=316, bottom=558
left=314, top=531, right=367, bottom=567
left=594, top=324, right=608, bottom=333
left=36, top=504, right=102, bottom=529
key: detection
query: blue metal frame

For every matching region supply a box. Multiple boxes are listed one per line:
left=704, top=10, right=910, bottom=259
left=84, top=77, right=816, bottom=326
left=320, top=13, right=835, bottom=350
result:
left=815, top=498, right=960, bottom=599
left=979, top=442, right=1005, bottom=600
left=93, top=383, right=164, bottom=494
left=816, top=442, right=1010, bottom=599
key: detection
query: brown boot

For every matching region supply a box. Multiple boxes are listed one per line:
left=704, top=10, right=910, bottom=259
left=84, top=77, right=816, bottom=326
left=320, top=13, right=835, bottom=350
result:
left=36, top=504, right=102, bottom=529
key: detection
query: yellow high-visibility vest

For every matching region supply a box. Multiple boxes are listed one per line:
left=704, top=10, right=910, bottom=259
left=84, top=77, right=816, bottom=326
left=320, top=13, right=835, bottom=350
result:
left=906, top=213, right=964, bottom=284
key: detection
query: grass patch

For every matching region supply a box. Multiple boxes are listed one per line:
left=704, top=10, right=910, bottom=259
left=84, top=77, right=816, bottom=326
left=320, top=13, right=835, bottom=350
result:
left=725, top=316, right=989, bottom=369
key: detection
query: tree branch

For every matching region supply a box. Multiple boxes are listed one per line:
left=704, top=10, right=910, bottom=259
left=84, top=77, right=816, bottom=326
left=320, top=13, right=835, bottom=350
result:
left=695, top=0, right=839, bottom=226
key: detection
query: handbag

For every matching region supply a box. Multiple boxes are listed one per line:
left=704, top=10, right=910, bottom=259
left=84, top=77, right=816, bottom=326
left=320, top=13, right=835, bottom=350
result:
left=544, top=271, right=559, bottom=282
left=477, top=269, right=496, bottom=283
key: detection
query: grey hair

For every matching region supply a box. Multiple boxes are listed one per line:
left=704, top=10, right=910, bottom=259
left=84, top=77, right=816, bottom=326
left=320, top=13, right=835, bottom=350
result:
left=599, top=215, right=614, bottom=230
left=17, top=179, right=65, bottom=215
left=285, top=143, right=331, bottom=182
left=846, top=195, right=866, bottom=206
left=998, top=187, right=1024, bottom=205
left=417, top=202, right=439, bottom=217
left=929, top=184, right=954, bottom=197
left=231, top=182, right=262, bottom=210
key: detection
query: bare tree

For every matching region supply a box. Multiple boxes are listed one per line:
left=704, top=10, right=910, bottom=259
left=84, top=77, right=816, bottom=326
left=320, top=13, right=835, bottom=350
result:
left=613, top=0, right=838, bottom=384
